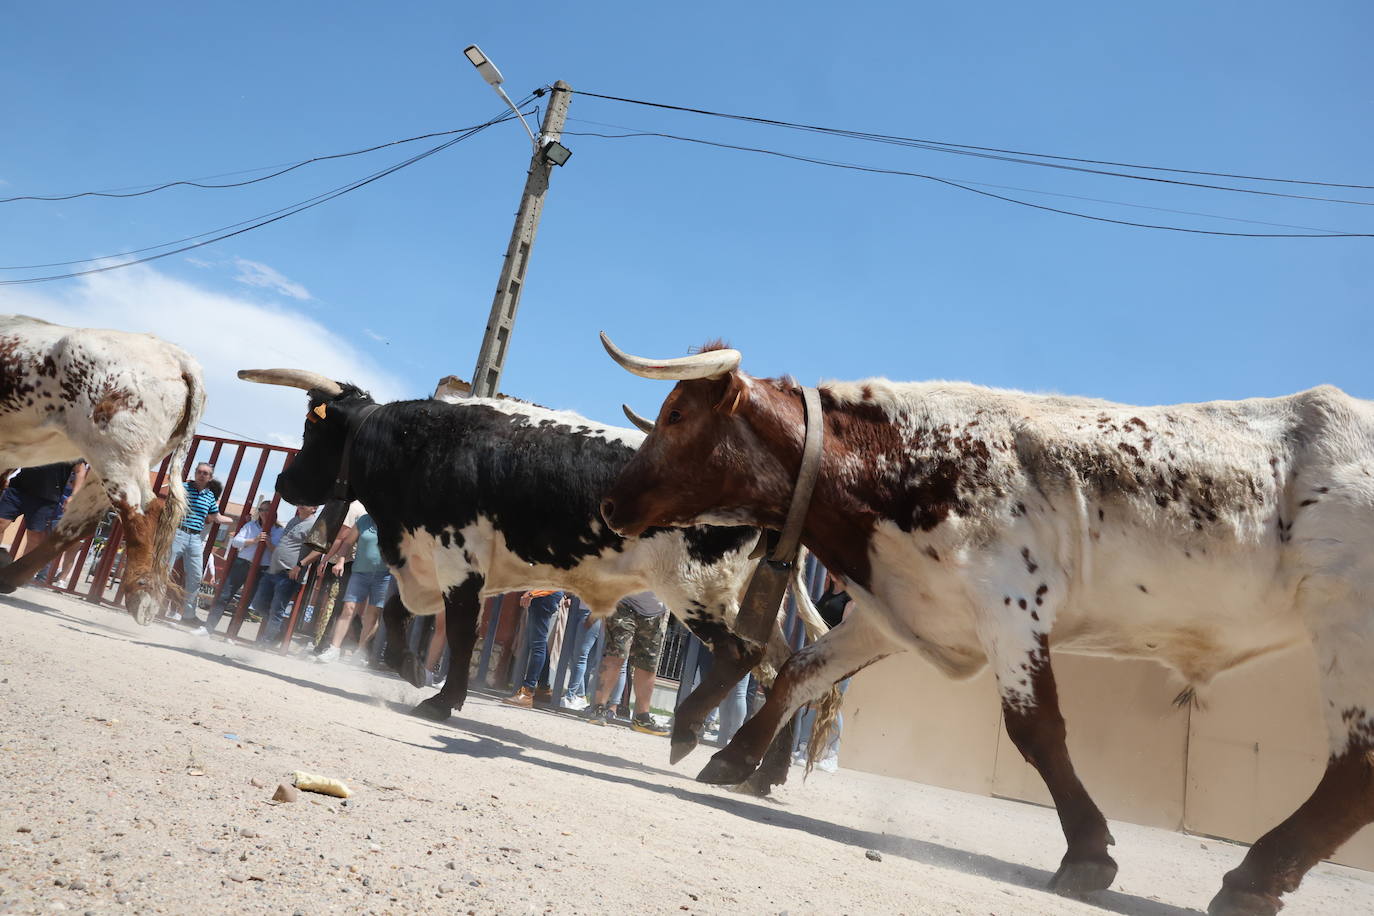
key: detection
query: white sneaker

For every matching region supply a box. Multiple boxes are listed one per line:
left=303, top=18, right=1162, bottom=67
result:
left=168, top=612, right=182, bottom=622
left=816, top=753, right=839, bottom=773
left=560, top=694, right=589, bottom=711
left=316, top=646, right=340, bottom=664
left=192, top=626, right=209, bottom=637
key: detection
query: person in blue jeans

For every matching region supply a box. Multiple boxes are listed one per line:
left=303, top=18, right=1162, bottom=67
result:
left=794, top=572, right=854, bottom=771
left=253, top=503, right=320, bottom=645
left=687, top=645, right=750, bottom=745
left=559, top=600, right=600, bottom=710
left=315, top=513, right=393, bottom=664
left=200, top=499, right=281, bottom=636
left=502, top=590, right=566, bottom=707
left=165, top=462, right=234, bottom=625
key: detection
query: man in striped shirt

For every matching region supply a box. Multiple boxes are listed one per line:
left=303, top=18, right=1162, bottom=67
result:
left=168, top=462, right=234, bottom=627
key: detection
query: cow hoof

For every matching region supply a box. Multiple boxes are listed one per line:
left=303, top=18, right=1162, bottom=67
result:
left=0, top=547, right=11, bottom=569
left=1207, top=888, right=1280, bottom=916
left=0, top=580, right=15, bottom=595
left=732, top=770, right=776, bottom=797
left=697, top=754, right=759, bottom=786
left=128, top=594, right=157, bottom=626
left=409, top=696, right=452, bottom=723
left=400, top=654, right=427, bottom=689
left=669, top=735, right=699, bottom=765
left=1048, top=855, right=1117, bottom=896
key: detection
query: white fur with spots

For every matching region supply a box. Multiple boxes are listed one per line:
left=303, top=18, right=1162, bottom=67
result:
left=0, top=315, right=205, bottom=623
left=798, top=380, right=1374, bottom=757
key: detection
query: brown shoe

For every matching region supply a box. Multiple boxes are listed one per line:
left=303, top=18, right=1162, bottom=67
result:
left=502, top=687, right=534, bottom=708
left=534, top=687, right=554, bottom=706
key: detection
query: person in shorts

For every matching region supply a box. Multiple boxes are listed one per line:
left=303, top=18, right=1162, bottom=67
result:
left=315, top=512, right=392, bottom=664
left=0, top=463, right=84, bottom=559
left=585, top=591, right=671, bottom=735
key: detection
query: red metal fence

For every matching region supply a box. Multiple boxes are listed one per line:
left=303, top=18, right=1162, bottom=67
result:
left=4, top=434, right=336, bottom=653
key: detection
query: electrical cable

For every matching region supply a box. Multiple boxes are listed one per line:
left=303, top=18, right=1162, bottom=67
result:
left=569, top=89, right=1374, bottom=203
left=562, top=129, right=1374, bottom=238
left=2, top=111, right=529, bottom=271
left=0, top=98, right=535, bottom=283
left=0, top=120, right=528, bottom=204
left=562, top=119, right=1351, bottom=234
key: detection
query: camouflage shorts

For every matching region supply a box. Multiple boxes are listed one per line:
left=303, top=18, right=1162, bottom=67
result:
left=604, top=605, right=667, bottom=671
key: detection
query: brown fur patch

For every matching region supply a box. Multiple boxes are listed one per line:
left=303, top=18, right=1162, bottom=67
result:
left=91, top=385, right=140, bottom=428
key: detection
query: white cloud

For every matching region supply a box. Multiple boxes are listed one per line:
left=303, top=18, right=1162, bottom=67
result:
left=362, top=327, right=389, bottom=344
left=0, top=265, right=411, bottom=454
left=184, top=256, right=214, bottom=269
left=232, top=257, right=311, bottom=301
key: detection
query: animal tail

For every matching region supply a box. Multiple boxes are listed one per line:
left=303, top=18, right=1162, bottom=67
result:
left=150, top=368, right=205, bottom=602
left=789, top=547, right=829, bottom=643
left=788, top=547, right=843, bottom=777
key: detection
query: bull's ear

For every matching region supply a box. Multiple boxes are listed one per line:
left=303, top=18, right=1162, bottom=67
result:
left=713, top=371, right=751, bottom=416
left=308, top=403, right=328, bottom=423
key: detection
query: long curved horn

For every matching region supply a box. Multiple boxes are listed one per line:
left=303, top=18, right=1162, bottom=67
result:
left=237, top=368, right=344, bottom=396
left=621, top=404, right=655, bottom=434
left=600, top=331, right=741, bottom=381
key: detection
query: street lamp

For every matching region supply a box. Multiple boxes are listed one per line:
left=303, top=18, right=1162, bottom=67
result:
left=463, top=44, right=537, bottom=148
left=542, top=140, right=572, bottom=167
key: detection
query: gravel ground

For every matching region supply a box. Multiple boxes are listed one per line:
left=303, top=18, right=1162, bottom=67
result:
left=2, top=587, right=1372, bottom=915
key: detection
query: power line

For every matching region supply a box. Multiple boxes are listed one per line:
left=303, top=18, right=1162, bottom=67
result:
left=569, top=89, right=1374, bottom=204
left=2, top=112, right=528, bottom=271
left=0, top=100, right=533, bottom=284
left=564, top=116, right=1350, bottom=234
left=198, top=421, right=270, bottom=444
left=0, top=121, right=526, bottom=204
left=562, top=129, right=1374, bottom=238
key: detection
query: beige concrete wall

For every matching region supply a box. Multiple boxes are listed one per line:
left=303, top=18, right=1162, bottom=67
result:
left=1183, top=645, right=1374, bottom=870
left=990, top=654, right=1190, bottom=831
left=841, top=647, right=1374, bottom=871
left=841, top=653, right=1002, bottom=797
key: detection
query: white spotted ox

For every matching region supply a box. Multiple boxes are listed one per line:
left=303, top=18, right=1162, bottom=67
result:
left=598, top=334, right=1374, bottom=916
left=0, top=315, right=204, bottom=623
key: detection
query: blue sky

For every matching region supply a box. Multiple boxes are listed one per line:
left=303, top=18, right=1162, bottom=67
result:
left=2, top=2, right=1370, bottom=449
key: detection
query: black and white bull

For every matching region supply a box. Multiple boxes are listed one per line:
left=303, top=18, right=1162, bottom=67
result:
left=0, top=315, right=204, bottom=623
left=237, top=367, right=828, bottom=793
left=599, top=334, right=1374, bottom=916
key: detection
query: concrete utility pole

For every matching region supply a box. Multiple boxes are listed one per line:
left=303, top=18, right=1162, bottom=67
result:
left=468, top=80, right=573, bottom=398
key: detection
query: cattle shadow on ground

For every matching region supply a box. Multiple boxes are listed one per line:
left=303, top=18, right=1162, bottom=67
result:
left=400, top=727, right=1201, bottom=916
left=121, top=640, right=407, bottom=709
left=4, top=591, right=145, bottom=640
left=108, top=635, right=687, bottom=785
left=366, top=704, right=686, bottom=781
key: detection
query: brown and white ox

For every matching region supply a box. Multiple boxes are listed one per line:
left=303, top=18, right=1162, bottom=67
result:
left=597, top=334, right=1374, bottom=916
left=0, top=315, right=205, bottom=624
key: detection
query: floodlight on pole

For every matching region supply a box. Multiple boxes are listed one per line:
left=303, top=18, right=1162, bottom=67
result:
left=463, top=44, right=537, bottom=148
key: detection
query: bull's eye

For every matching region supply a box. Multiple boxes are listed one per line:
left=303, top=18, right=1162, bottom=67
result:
left=666, top=409, right=682, bottom=425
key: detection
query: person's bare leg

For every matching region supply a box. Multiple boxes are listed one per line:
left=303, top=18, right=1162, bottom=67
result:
left=594, top=654, right=625, bottom=706
left=424, top=608, right=448, bottom=672
left=22, top=529, right=48, bottom=557
left=356, top=602, right=381, bottom=658
left=632, top=665, right=656, bottom=716
left=329, top=601, right=361, bottom=650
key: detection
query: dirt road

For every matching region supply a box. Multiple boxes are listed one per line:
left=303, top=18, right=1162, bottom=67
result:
left=2, top=588, right=1371, bottom=914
